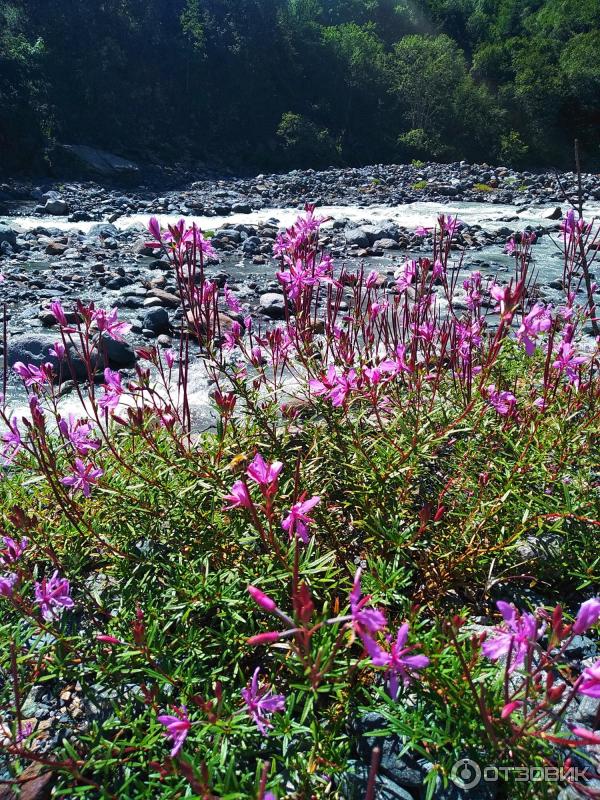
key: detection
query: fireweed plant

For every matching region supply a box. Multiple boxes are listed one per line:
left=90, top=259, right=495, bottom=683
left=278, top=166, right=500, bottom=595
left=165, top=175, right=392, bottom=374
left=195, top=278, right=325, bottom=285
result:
left=0, top=206, right=598, bottom=799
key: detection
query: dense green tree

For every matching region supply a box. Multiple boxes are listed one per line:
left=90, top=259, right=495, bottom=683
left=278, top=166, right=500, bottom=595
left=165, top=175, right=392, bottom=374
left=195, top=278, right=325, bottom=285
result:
left=0, top=0, right=599, bottom=174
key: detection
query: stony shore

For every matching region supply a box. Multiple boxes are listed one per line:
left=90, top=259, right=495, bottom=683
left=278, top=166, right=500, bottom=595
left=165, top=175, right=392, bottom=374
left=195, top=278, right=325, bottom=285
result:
left=0, top=161, right=598, bottom=396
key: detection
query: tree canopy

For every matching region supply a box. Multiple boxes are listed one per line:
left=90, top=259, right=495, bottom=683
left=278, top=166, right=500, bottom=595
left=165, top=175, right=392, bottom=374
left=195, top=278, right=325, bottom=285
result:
left=1, top=0, right=598, bottom=173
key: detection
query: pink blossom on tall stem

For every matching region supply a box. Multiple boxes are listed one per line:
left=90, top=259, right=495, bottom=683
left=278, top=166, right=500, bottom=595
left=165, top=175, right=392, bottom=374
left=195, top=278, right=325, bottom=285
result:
left=0, top=573, right=17, bottom=597
left=363, top=623, right=429, bottom=700
left=157, top=706, right=191, bottom=757
left=93, top=307, right=131, bottom=342
left=573, top=598, right=600, bottom=635
left=552, top=339, right=587, bottom=386
left=13, top=362, right=53, bottom=388
left=34, top=571, right=74, bottom=620
left=58, top=415, right=100, bottom=456
left=224, top=285, right=242, bottom=313
left=281, top=496, right=320, bottom=544
left=246, top=454, right=283, bottom=494
left=98, top=368, right=124, bottom=411
left=241, top=668, right=286, bottom=735
left=561, top=210, right=591, bottom=237
left=481, top=601, right=542, bottom=672
left=516, top=303, right=552, bottom=355
left=50, top=300, right=69, bottom=328
left=380, top=344, right=412, bottom=377
left=49, top=341, right=66, bottom=360
left=223, top=480, right=252, bottom=510
left=486, top=384, right=517, bottom=417
left=1, top=417, right=22, bottom=465
left=60, top=459, right=103, bottom=497
left=349, top=569, right=386, bottom=639
left=247, top=585, right=277, bottom=612
left=395, top=260, right=417, bottom=293
left=0, top=536, right=28, bottom=567
left=578, top=662, right=600, bottom=698
left=223, top=321, right=242, bottom=350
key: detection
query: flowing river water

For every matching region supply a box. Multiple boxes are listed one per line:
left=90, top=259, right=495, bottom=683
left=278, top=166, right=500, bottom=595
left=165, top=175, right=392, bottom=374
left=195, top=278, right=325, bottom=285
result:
left=3, top=200, right=599, bottom=427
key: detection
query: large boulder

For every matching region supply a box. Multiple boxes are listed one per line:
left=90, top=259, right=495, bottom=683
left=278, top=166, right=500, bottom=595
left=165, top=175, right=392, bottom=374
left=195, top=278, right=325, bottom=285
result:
left=345, top=228, right=370, bottom=248
left=0, top=223, right=17, bottom=248
left=54, top=144, right=139, bottom=177
left=44, top=198, right=69, bottom=216
left=8, top=334, right=101, bottom=381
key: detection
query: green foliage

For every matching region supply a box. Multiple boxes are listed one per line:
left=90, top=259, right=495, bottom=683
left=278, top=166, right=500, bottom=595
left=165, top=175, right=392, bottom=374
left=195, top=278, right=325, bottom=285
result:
left=1, top=0, right=600, bottom=173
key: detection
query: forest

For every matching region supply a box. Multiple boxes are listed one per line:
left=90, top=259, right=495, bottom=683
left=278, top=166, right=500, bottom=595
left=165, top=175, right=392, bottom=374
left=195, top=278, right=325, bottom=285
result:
left=1, top=0, right=599, bottom=174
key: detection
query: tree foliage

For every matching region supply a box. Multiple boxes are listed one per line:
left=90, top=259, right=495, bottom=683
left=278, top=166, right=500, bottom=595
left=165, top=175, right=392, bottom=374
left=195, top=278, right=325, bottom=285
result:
left=1, top=0, right=599, bottom=173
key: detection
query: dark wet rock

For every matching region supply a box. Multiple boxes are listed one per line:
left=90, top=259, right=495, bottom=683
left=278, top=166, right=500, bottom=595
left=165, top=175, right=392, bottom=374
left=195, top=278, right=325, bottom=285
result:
left=337, top=761, right=413, bottom=800
left=101, top=333, right=137, bottom=367
left=44, top=198, right=69, bottom=216
left=545, top=207, right=563, bottom=220
left=8, top=333, right=101, bottom=380
left=0, top=222, right=17, bottom=248
left=142, top=306, right=170, bottom=335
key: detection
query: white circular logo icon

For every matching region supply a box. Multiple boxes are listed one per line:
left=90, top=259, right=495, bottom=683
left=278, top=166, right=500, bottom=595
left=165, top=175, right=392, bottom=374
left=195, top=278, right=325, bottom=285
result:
left=450, top=758, right=482, bottom=789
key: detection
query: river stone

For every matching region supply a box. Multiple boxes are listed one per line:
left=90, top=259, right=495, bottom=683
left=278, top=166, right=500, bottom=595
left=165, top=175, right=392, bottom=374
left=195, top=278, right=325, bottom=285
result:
left=362, top=224, right=398, bottom=244
left=0, top=223, right=17, bottom=248
left=44, top=198, right=69, bottom=215
left=346, top=228, right=370, bottom=248
left=142, top=306, right=170, bottom=335
left=8, top=333, right=102, bottom=380
left=147, top=288, right=180, bottom=308
left=544, top=207, right=562, bottom=220
left=100, top=333, right=137, bottom=367
left=259, top=292, right=290, bottom=319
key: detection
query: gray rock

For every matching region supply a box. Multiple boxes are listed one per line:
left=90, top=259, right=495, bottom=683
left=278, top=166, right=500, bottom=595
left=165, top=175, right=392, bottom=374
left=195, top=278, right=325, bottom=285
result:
left=338, top=761, right=413, bottom=800
left=44, top=198, right=69, bottom=215
left=57, top=144, right=139, bottom=176
left=8, top=333, right=102, bottom=380
left=214, top=228, right=242, bottom=243
left=259, top=292, right=290, bottom=319
left=100, top=333, right=137, bottom=367
left=142, top=306, right=170, bottom=335
left=0, top=222, right=17, bottom=248
left=346, top=228, right=370, bottom=248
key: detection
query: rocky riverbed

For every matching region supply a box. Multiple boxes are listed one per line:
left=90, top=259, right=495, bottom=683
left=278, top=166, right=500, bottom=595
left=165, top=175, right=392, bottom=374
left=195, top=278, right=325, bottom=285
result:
left=0, top=161, right=599, bottom=419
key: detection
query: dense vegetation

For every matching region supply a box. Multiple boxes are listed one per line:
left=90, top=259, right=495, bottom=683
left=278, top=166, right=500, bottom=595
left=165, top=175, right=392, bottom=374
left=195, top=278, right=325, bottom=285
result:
left=0, top=208, right=599, bottom=797
left=1, top=0, right=599, bottom=174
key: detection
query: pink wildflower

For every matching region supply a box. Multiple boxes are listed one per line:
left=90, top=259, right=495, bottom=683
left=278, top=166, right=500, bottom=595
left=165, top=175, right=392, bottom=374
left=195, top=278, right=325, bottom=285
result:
left=157, top=706, right=191, bottom=757
left=349, top=569, right=386, bottom=639
left=0, top=573, right=17, bottom=597
left=60, top=458, right=103, bottom=497
left=0, top=536, right=28, bottom=567
left=363, top=623, right=429, bottom=699
left=578, top=662, right=600, bottom=698
left=247, top=454, right=283, bottom=493
left=34, top=571, right=74, bottom=620
left=573, top=598, right=600, bottom=635
left=481, top=601, right=542, bottom=672
left=223, top=480, right=252, bottom=510
left=241, top=668, right=286, bottom=735
left=93, top=307, right=131, bottom=342
left=281, top=496, right=320, bottom=544
left=486, top=384, right=516, bottom=417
